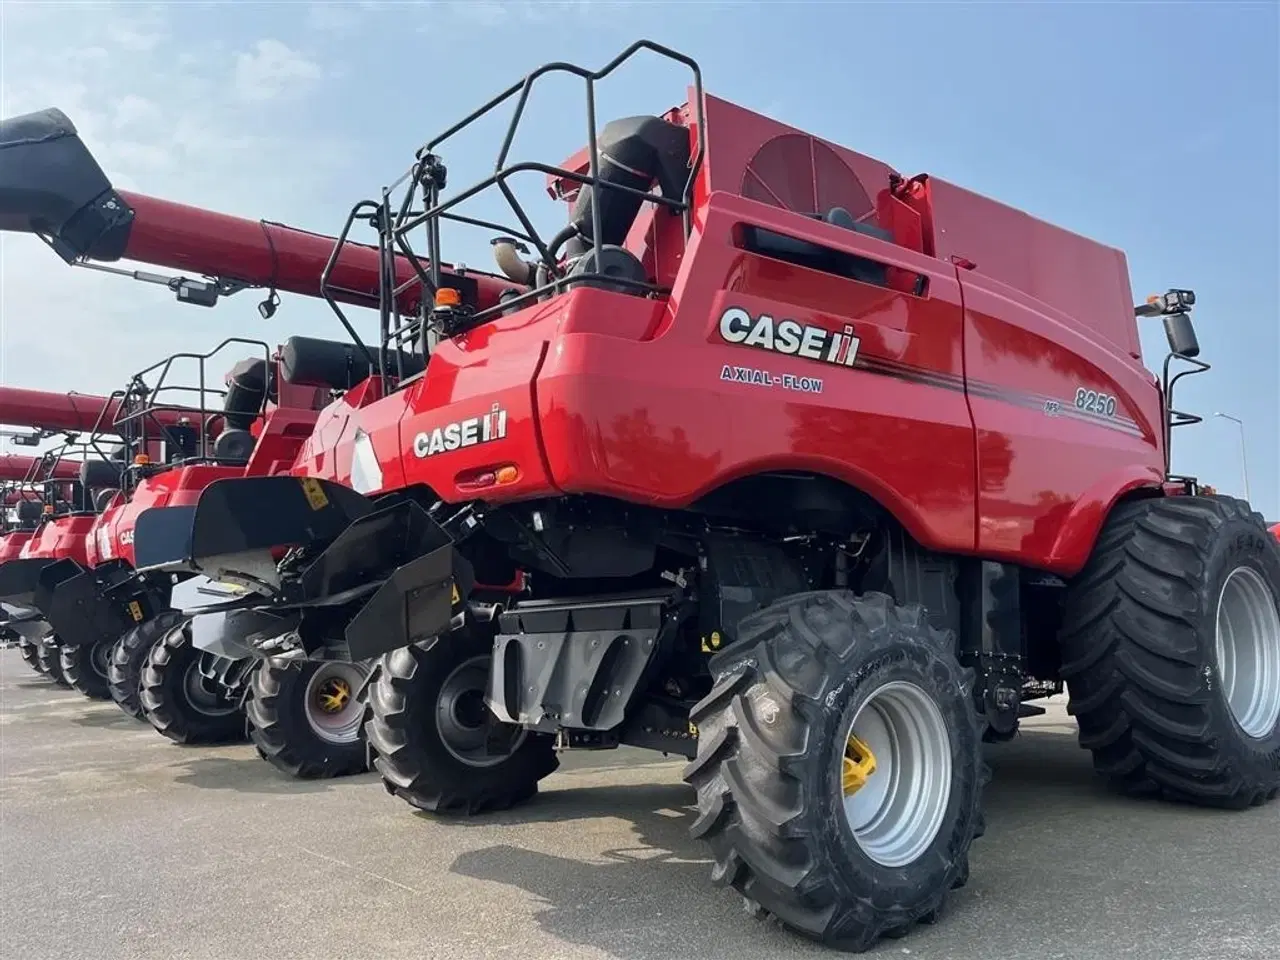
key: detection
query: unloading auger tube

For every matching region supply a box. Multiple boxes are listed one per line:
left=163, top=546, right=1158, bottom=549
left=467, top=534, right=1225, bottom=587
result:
left=0, top=107, right=520, bottom=317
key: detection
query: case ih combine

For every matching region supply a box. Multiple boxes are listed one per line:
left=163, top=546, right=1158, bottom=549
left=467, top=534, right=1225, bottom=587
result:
left=1, top=100, right=445, bottom=778
left=5, top=41, right=1280, bottom=952
left=0, top=390, right=114, bottom=682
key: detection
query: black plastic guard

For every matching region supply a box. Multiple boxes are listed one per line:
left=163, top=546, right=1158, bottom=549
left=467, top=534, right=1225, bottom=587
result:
left=344, top=545, right=474, bottom=662
left=0, top=557, right=56, bottom=606
left=189, top=476, right=374, bottom=564
left=327, top=500, right=473, bottom=662
left=36, top=558, right=142, bottom=648
left=132, top=505, right=199, bottom=572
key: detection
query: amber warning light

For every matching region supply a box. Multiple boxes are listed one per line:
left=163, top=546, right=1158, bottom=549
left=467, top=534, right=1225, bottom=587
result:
left=435, top=287, right=462, bottom=308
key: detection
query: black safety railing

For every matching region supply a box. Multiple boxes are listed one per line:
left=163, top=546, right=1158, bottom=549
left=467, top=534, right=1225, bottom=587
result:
left=320, top=40, right=705, bottom=395
left=109, top=338, right=273, bottom=489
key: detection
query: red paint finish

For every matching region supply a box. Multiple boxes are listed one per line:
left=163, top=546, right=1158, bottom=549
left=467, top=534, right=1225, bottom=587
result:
left=17, top=515, right=94, bottom=565
left=98, top=403, right=321, bottom=566
left=0, top=532, right=35, bottom=563
left=0, top=387, right=204, bottom=435
left=309, top=92, right=1172, bottom=576
left=115, top=192, right=515, bottom=313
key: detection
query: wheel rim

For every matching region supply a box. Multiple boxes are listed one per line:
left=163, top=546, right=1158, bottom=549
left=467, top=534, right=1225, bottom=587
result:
left=837, top=680, right=953, bottom=869
left=304, top=661, right=370, bottom=745
left=1214, top=565, right=1280, bottom=739
left=182, top=663, right=239, bottom=717
left=436, top=655, right=525, bottom=767
left=90, top=640, right=112, bottom=680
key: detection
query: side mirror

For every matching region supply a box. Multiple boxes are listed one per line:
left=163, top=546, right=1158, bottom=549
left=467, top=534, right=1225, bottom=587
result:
left=1163, top=311, right=1200, bottom=358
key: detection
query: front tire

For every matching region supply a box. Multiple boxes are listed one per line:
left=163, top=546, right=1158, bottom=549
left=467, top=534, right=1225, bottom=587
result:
left=139, top=620, right=246, bottom=745
left=365, top=628, right=559, bottom=815
left=18, top=636, right=45, bottom=675
left=1060, top=494, right=1280, bottom=809
left=108, top=612, right=186, bottom=721
left=59, top=637, right=114, bottom=700
left=684, top=590, right=986, bottom=952
left=37, top=636, right=71, bottom=688
left=247, top=658, right=372, bottom=779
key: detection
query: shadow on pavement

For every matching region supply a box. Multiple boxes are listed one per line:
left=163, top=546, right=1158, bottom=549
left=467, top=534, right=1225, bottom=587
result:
left=172, top=753, right=381, bottom=796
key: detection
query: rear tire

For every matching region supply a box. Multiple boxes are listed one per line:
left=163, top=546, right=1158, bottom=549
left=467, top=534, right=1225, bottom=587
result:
left=18, top=636, right=45, bottom=675
left=684, top=590, right=986, bottom=952
left=247, top=658, right=372, bottom=779
left=59, top=637, right=113, bottom=700
left=37, top=637, right=71, bottom=688
left=365, top=628, right=559, bottom=814
left=139, top=619, right=246, bottom=745
left=1060, top=495, right=1280, bottom=809
left=109, top=611, right=185, bottom=721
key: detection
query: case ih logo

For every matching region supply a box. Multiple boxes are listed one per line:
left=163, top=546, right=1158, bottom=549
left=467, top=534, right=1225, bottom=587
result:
left=718, top=306, right=861, bottom=368
left=413, top=404, right=509, bottom=458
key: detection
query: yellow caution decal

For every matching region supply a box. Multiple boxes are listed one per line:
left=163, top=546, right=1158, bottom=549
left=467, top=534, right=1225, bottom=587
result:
left=127, top=600, right=144, bottom=622
left=299, top=477, right=329, bottom=511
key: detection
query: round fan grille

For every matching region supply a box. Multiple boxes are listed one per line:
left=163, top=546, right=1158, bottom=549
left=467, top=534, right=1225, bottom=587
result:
left=741, top=134, right=874, bottom=222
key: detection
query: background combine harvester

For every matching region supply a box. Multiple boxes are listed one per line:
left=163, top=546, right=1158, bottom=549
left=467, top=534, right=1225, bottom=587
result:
left=6, top=41, right=1280, bottom=954
left=0, top=388, right=115, bottom=683
left=0, top=450, right=82, bottom=676
left=0, top=103, right=462, bottom=778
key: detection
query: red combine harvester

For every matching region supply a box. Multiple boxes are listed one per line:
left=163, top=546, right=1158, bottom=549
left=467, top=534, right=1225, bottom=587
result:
left=0, top=440, right=118, bottom=683
left=0, top=104, right=445, bottom=776
left=1, top=389, right=112, bottom=680
left=0, top=381, right=212, bottom=689
left=8, top=42, right=1280, bottom=951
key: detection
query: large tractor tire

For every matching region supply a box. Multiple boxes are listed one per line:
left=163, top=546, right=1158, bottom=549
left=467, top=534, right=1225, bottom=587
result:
left=36, top=636, right=71, bottom=688
left=1060, top=494, right=1280, bottom=809
left=59, top=636, right=114, bottom=700
left=684, top=590, right=986, bottom=952
left=17, top=636, right=45, bottom=675
left=247, top=658, right=372, bottom=779
left=365, top=629, right=559, bottom=815
left=139, top=619, right=246, bottom=745
left=108, top=611, right=186, bottom=721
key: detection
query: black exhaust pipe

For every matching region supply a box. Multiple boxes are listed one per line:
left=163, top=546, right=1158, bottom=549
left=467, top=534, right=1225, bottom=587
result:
left=0, top=107, right=134, bottom=262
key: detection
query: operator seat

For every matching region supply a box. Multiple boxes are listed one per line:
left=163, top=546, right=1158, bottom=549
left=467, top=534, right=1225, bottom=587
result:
left=80, top=458, right=124, bottom=493
left=14, top=500, right=41, bottom=528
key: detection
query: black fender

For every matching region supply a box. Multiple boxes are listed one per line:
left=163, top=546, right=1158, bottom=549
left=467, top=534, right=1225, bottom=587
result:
left=132, top=476, right=374, bottom=576
left=0, top=557, right=57, bottom=606
left=301, top=499, right=472, bottom=662
left=37, top=558, right=147, bottom=649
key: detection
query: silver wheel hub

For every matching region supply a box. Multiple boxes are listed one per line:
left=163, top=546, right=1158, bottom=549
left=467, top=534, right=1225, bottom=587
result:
left=437, top=655, right=525, bottom=767
left=1214, top=565, right=1280, bottom=739
left=182, top=663, right=239, bottom=717
left=304, top=661, right=371, bottom=745
left=90, top=640, right=112, bottom=679
left=838, top=680, right=953, bottom=868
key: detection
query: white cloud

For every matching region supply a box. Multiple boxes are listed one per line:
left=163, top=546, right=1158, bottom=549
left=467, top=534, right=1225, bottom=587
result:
left=234, top=39, right=323, bottom=103
left=0, top=3, right=355, bottom=420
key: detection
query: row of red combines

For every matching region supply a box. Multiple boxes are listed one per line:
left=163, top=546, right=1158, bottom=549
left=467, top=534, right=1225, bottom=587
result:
left=2, top=40, right=1277, bottom=953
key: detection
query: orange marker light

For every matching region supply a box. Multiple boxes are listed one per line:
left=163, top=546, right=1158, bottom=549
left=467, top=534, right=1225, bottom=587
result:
left=495, top=465, right=520, bottom=485
left=133, top=454, right=151, bottom=466
left=435, top=287, right=462, bottom=308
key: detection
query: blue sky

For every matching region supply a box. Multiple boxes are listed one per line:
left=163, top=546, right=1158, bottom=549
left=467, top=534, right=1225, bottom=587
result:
left=1, top=0, right=1276, bottom=517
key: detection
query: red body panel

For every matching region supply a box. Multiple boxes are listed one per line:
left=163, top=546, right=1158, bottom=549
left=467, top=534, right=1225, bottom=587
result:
left=94, top=405, right=320, bottom=566
left=17, top=515, right=94, bottom=565
left=324, top=93, right=1170, bottom=578
left=0, top=531, right=36, bottom=563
